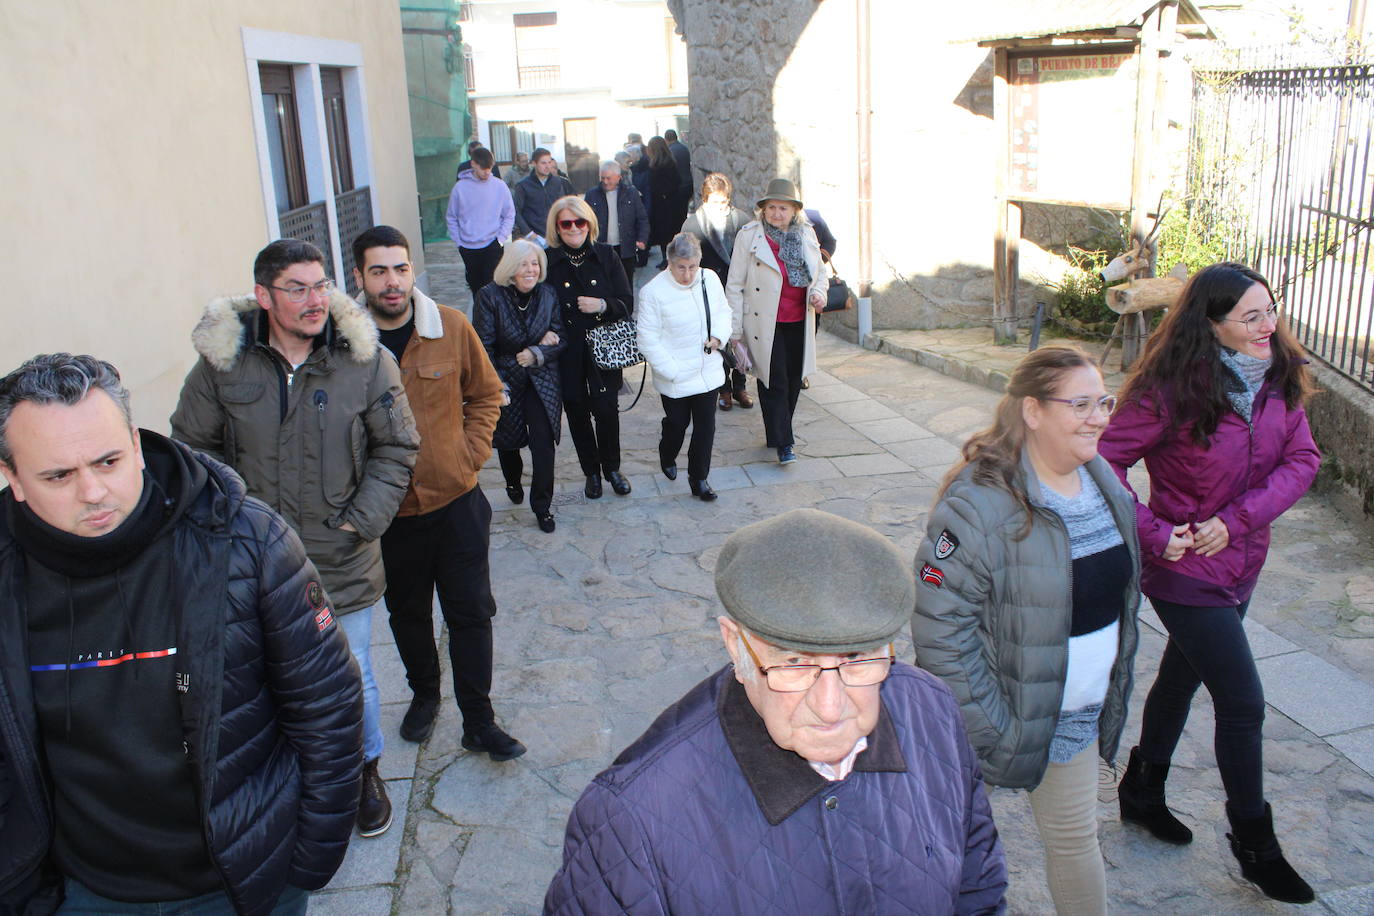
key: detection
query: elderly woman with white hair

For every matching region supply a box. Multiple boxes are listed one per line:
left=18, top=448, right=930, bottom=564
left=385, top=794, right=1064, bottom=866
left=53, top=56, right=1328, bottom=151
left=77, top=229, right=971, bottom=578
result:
left=725, top=179, right=829, bottom=465
left=636, top=233, right=732, bottom=501
left=472, top=240, right=565, bottom=533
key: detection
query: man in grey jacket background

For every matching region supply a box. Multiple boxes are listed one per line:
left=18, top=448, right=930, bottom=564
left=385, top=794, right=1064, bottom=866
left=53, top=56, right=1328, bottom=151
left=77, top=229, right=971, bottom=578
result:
left=171, top=238, right=419, bottom=841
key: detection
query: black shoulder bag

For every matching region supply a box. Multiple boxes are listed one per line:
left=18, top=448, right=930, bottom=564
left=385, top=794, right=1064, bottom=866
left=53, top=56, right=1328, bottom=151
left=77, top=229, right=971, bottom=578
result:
left=701, top=271, right=738, bottom=371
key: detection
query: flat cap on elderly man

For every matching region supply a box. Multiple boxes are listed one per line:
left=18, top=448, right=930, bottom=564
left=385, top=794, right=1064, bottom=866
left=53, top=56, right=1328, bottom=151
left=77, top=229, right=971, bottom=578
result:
left=545, top=509, right=1008, bottom=915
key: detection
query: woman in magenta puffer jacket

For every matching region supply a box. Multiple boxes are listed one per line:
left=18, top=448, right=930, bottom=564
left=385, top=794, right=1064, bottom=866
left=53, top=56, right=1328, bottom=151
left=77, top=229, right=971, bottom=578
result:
left=1098, top=262, right=1319, bottom=905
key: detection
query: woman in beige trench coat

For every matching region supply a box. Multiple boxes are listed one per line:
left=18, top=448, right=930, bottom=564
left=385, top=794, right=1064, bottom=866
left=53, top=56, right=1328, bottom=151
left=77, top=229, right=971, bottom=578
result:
left=724, top=179, right=829, bottom=464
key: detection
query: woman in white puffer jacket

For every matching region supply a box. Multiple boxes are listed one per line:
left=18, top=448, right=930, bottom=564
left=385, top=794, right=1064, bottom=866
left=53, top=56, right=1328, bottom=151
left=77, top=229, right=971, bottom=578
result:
left=636, top=233, right=733, bottom=501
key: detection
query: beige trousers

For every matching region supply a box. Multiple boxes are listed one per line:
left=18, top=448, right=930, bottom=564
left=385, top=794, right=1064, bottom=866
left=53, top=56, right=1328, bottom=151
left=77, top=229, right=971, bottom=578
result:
left=1026, top=739, right=1108, bottom=915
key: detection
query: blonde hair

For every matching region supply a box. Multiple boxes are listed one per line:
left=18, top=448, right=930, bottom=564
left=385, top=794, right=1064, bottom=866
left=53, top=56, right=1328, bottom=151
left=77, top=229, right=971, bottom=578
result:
left=492, top=239, right=547, bottom=287
left=754, top=200, right=809, bottom=228
left=545, top=196, right=599, bottom=248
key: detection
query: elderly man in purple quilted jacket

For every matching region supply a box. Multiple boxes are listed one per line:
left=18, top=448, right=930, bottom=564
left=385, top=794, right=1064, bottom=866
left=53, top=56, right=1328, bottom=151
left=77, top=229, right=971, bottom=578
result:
left=545, top=509, right=1007, bottom=915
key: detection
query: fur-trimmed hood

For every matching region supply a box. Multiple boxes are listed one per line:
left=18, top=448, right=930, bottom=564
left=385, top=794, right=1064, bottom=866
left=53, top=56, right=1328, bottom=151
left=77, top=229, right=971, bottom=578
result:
left=353, top=286, right=445, bottom=340
left=191, top=291, right=379, bottom=372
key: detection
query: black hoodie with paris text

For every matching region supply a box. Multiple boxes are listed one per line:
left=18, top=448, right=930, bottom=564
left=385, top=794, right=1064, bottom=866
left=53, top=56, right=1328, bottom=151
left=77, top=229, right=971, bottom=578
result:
left=9, top=433, right=221, bottom=902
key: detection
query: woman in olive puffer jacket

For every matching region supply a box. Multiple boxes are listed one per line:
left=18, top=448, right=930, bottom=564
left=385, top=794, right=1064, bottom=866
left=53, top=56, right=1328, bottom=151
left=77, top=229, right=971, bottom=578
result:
left=913, top=346, right=1140, bottom=916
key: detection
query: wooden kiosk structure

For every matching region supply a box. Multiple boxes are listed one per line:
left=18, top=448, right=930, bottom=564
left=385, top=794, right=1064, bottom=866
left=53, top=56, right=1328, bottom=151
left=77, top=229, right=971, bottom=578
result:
left=976, top=1, right=1213, bottom=366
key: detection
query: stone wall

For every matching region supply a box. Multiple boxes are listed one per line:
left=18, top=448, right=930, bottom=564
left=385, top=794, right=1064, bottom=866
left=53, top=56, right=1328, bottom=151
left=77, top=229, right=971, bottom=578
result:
left=1308, top=363, right=1374, bottom=517
left=669, top=0, right=1197, bottom=337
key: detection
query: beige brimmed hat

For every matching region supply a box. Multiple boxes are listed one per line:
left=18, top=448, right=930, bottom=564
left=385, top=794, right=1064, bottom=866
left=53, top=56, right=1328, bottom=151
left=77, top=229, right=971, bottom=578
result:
left=756, top=178, right=803, bottom=211
left=715, top=508, right=913, bottom=653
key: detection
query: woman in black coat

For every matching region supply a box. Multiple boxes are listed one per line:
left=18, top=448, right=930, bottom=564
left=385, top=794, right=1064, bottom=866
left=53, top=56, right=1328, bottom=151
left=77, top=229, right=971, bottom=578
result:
left=647, top=136, right=686, bottom=268
left=544, top=195, right=635, bottom=500
left=473, top=239, right=566, bottom=533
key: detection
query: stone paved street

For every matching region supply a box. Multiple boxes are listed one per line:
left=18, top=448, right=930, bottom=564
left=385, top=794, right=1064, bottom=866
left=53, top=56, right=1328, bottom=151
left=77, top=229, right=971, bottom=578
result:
left=308, top=244, right=1374, bottom=915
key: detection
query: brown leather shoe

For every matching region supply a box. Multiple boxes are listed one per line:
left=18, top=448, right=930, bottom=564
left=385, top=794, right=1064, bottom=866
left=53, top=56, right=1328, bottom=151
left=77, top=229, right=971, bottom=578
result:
left=718, top=391, right=733, bottom=411
left=732, top=389, right=754, bottom=408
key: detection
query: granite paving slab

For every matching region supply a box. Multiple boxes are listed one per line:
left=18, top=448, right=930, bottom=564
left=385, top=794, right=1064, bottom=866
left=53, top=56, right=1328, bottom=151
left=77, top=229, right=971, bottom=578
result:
left=1256, top=650, right=1374, bottom=736
left=1327, top=726, right=1374, bottom=778
left=831, top=452, right=915, bottom=477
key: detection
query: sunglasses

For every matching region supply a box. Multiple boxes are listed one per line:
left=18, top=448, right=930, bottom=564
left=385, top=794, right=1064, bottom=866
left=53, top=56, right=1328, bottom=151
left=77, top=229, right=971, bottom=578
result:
left=557, top=218, right=589, bottom=230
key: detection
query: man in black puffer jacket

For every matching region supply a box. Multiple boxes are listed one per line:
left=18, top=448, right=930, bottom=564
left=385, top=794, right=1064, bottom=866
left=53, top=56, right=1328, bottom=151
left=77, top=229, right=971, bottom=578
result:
left=0, top=354, right=362, bottom=916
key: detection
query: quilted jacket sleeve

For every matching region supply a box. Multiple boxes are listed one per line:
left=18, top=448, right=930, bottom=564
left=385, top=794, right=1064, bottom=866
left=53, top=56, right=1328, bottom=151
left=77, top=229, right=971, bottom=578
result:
left=911, top=487, right=1011, bottom=756
left=955, top=720, right=1009, bottom=914
left=1214, top=404, right=1320, bottom=538
left=544, top=783, right=668, bottom=916
left=1098, top=394, right=1175, bottom=559
left=339, top=354, right=419, bottom=540
left=253, top=508, right=364, bottom=888
left=170, top=358, right=228, bottom=462
left=456, top=315, right=503, bottom=471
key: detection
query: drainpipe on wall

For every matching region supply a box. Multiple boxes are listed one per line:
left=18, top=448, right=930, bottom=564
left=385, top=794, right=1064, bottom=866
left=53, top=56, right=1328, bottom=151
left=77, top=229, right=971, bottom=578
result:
left=856, top=0, right=874, bottom=340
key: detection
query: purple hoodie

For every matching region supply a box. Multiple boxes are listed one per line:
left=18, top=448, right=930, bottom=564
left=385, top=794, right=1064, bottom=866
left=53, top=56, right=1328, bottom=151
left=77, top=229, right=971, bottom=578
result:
left=1098, top=377, right=1320, bottom=606
left=445, top=169, right=515, bottom=249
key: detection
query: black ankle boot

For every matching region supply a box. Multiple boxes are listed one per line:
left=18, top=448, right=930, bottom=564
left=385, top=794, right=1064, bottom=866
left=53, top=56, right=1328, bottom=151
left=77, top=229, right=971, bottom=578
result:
left=1118, top=747, right=1193, bottom=844
left=1226, top=802, right=1315, bottom=904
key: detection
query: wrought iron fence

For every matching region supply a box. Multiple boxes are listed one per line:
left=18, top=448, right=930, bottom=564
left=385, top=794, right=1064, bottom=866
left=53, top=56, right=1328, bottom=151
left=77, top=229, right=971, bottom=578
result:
left=336, top=187, right=374, bottom=295
left=1189, top=64, right=1374, bottom=392
left=279, top=201, right=333, bottom=279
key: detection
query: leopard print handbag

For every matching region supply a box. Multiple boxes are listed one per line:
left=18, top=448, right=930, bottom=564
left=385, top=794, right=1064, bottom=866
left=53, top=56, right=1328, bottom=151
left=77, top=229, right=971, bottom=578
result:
left=586, top=318, right=645, bottom=370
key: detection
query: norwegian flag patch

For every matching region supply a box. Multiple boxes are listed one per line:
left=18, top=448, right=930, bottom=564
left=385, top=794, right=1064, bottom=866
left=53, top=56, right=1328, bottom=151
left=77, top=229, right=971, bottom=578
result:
left=314, top=606, right=334, bottom=631
left=934, top=529, right=960, bottom=560
left=920, top=563, right=945, bottom=587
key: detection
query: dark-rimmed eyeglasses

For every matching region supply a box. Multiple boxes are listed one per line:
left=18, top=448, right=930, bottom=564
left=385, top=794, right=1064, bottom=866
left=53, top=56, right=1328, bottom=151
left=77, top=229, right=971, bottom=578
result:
left=1217, top=303, right=1280, bottom=332
left=1041, top=395, right=1118, bottom=419
left=270, top=278, right=335, bottom=304
left=739, top=633, right=894, bottom=693
left=557, top=218, right=589, bottom=231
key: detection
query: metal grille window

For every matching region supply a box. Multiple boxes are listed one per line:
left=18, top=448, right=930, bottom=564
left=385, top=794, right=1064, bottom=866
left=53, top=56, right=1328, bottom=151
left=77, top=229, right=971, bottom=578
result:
left=336, top=187, right=374, bottom=292
left=259, top=64, right=308, bottom=212
left=489, top=120, right=534, bottom=165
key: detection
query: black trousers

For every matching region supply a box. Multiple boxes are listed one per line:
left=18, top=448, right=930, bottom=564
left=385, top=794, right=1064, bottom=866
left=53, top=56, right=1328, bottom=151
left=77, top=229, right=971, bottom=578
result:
left=498, top=386, right=556, bottom=516
left=1137, top=597, right=1266, bottom=819
left=718, top=368, right=748, bottom=396
left=757, top=320, right=806, bottom=448
left=459, top=240, right=503, bottom=296
left=620, top=256, right=637, bottom=299
left=379, top=485, right=497, bottom=727
left=659, top=390, right=717, bottom=481
left=565, top=391, right=621, bottom=477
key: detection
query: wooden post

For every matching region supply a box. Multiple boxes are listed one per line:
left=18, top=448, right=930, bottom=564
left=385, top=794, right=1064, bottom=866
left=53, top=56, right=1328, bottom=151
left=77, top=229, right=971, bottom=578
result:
left=1123, top=4, right=1172, bottom=369
left=992, top=48, right=1017, bottom=344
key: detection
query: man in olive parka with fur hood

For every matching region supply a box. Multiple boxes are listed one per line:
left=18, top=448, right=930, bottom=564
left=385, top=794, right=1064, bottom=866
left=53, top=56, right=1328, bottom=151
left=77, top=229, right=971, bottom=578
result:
left=172, top=238, right=419, bottom=839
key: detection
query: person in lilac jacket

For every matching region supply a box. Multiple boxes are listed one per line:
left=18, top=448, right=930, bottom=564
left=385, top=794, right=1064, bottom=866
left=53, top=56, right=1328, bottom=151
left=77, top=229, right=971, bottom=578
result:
left=445, top=146, right=515, bottom=298
left=1098, top=261, right=1319, bottom=905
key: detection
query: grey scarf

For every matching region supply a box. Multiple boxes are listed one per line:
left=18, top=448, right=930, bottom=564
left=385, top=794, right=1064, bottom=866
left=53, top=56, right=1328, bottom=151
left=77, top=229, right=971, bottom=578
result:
left=763, top=222, right=811, bottom=288
left=1219, top=346, right=1270, bottom=424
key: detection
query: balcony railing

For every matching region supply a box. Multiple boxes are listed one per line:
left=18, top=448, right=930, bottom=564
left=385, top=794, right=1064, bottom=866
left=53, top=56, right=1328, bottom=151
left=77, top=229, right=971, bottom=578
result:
left=277, top=189, right=374, bottom=296
left=517, top=65, right=560, bottom=90
left=336, top=187, right=374, bottom=294
left=279, top=202, right=333, bottom=275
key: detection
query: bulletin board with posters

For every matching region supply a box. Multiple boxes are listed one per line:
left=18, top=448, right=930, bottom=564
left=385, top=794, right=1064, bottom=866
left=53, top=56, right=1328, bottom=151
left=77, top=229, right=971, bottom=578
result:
left=1007, top=44, right=1138, bottom=210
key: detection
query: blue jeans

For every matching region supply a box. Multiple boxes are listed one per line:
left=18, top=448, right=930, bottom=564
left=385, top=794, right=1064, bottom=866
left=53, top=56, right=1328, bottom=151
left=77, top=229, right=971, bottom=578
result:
left=59, top=880, right=306, bottom=914
left=339, top=603, right=385, bottom=762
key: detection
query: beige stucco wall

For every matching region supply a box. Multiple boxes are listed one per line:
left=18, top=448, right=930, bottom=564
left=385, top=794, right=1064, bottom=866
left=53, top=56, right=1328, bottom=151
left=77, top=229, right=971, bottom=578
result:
left=0, top=0, right=419, bottom=433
